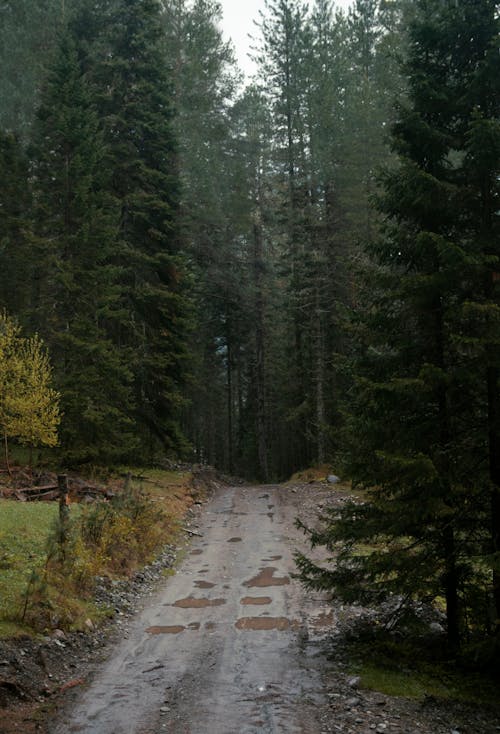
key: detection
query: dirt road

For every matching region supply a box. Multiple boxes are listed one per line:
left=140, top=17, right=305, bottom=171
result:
left=52, top=484, right=331, bottom=734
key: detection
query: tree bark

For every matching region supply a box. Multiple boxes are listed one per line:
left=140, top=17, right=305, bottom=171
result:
left=253, top=221, right=269, bottom=483
left=488, top=364, right=500, bottom=623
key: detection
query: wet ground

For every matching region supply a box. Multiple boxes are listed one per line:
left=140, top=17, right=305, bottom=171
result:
left=51, top=484, right=332, bottom=734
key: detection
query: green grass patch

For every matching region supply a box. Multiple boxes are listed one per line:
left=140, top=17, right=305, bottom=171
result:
left=0, top=500, right=57, bottom=635
left=0, top=468, right=195, bottom=637
left=348, top=635, right=500, bottom=707
left=356, top=660, right=500, bottom=706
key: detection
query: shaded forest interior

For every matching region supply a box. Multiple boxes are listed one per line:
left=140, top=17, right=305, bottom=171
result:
left=1, top=0, right=500, bottom=650
left=0, top=0, right=406, bottom=479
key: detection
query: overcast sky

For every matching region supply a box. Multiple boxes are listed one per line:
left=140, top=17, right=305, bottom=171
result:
left=218, top=0, right=353, bottom=78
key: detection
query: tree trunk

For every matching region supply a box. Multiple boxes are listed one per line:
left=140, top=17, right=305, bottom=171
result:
left=434, top=295, right=460, bottom=648
left=443, top=524, right=460, bottom=650
left=488, top=364, right=500, bottom=623
left=226, top=339, right=233, bottom=474
left=315, top=286, right=326, bottom=465
left=253, top=221, right=269, bottom=483
left=3, top=431, right=11, bottom=476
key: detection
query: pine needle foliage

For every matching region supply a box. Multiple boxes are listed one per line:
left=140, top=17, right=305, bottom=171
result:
left=296, top=0, right=500, bottom=649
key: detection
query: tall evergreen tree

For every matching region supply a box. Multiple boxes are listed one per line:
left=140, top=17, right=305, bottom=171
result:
left=29, top=30, right=136, bottom=462
left=297, top=0, right=500, bottom=647
left=0, top=0, right=83, bottom=136
left=87, top=0, right=193, bottom=457
left=0, top=132, right=31, bottom=317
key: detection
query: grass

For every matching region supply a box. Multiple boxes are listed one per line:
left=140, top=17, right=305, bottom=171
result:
left=0, top=500, right=58, bottom=636
left=348, top=636, right=500, bottom=707
left=288, top=465, right=354, bottom=493
left=113, top=467, right=194, bottom=540
left=0, top=467, right=195, bottom=638
left=356, top=660, right=500, bottom=706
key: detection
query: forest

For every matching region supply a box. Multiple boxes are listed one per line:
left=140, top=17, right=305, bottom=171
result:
left=0, top=0, right=499, bottom=652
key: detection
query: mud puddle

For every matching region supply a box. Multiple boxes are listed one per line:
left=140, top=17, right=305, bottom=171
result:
left=235, top=616, right=298, bottom=631
left=240, top=596, right=272, bottom=606
left=172, top=596, right=226, bottom=608
left=49, top=484, right=329, bottom=734
left=243, top=566, right=290, bottom=588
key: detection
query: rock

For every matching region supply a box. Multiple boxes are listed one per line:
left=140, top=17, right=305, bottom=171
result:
left=348, top=676, right=361, bottom=688
left=327, top=475, right=341, bottom=484
left=346, top=697, right=361, bottom=707
left=84, top=618, right=94, bottom=631
left=52, top=629, right=66, bottom=640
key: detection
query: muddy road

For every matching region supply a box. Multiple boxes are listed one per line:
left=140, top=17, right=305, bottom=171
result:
left=52, top=484, right=331, bottom=734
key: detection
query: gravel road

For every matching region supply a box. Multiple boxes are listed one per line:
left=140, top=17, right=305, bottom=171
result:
left=52, top=484, right=331, bottom=734
left=48, top=481, right=500, bottom=734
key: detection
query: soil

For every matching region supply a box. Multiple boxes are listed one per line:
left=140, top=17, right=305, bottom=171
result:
left=0, top=480, right=499, bottom=734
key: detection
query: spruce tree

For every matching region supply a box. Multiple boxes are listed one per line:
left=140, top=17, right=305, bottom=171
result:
left=30, top=30, right=136, bottom=463
left=296, top=0, right=500, bottom=648
left=0, top=132, right=31, bottom=317
left=89, top=0, right=193, bottom=457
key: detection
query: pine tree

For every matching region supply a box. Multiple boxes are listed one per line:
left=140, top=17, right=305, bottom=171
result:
left=0, top=132, right=31, bottom=317
left=88, top=0, right=193, bottom=457
left=30, top=29, right=136, bottom=463
left=455, top=0, right=500, bottom=628
left=296, top=0, right=500, bottom=648
left=0, top=0, right=82, bottom=136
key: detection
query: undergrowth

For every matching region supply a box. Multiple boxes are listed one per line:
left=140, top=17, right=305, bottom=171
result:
left=0, top=468, right=194, bottom=635
left=346, top=628, right=500, bottom=707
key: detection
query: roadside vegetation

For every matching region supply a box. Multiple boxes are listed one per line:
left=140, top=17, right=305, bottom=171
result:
left=0, top=468, right=195, bottom=637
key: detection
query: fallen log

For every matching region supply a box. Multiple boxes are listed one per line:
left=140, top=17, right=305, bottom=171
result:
left=27, top=490, right=59, bottom=501
left=23, top=484, right=58, bottom=494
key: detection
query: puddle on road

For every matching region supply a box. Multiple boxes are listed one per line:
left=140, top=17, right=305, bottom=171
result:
left=268, top=504, right=274, bottom=510
left=263, top=555, right=282, bottom=562
left=311, top=610, right=335, bottom=628
left=173, top=596, right=226, bottom=608
left=146, top=625, right=185, bottom=635
left=194, top=580, right=215, bottom=589
left=205, top=622, right=217, bottom=631
left=243, top=567, right=290, bottom=588
left=190, top=549, right=203, bottom=555
left=198, top=569, right=209, bottom=574
left=267, top=512, right=274, bottom=521
left=235, top=617, right=296, bottom=631
left=227, top=537, right=242, bottom=543
left=240, top=596, right=272, bottom=606
left=188, top=622, right=201, bottom=630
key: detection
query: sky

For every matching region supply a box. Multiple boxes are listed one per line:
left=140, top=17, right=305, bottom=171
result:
left=218, top=0, right=353, bottom=78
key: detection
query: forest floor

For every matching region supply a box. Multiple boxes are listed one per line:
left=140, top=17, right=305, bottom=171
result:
left=1, top=478, right=500, bottom=733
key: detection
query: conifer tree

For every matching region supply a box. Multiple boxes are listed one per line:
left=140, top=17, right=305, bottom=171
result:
left=296, top=0, right=499, bottom=647
left=30, top=29, right=136, bottom=462
left=0, top=132, right=31, bottom=317
left=89, top=0, right=193, bottom=457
